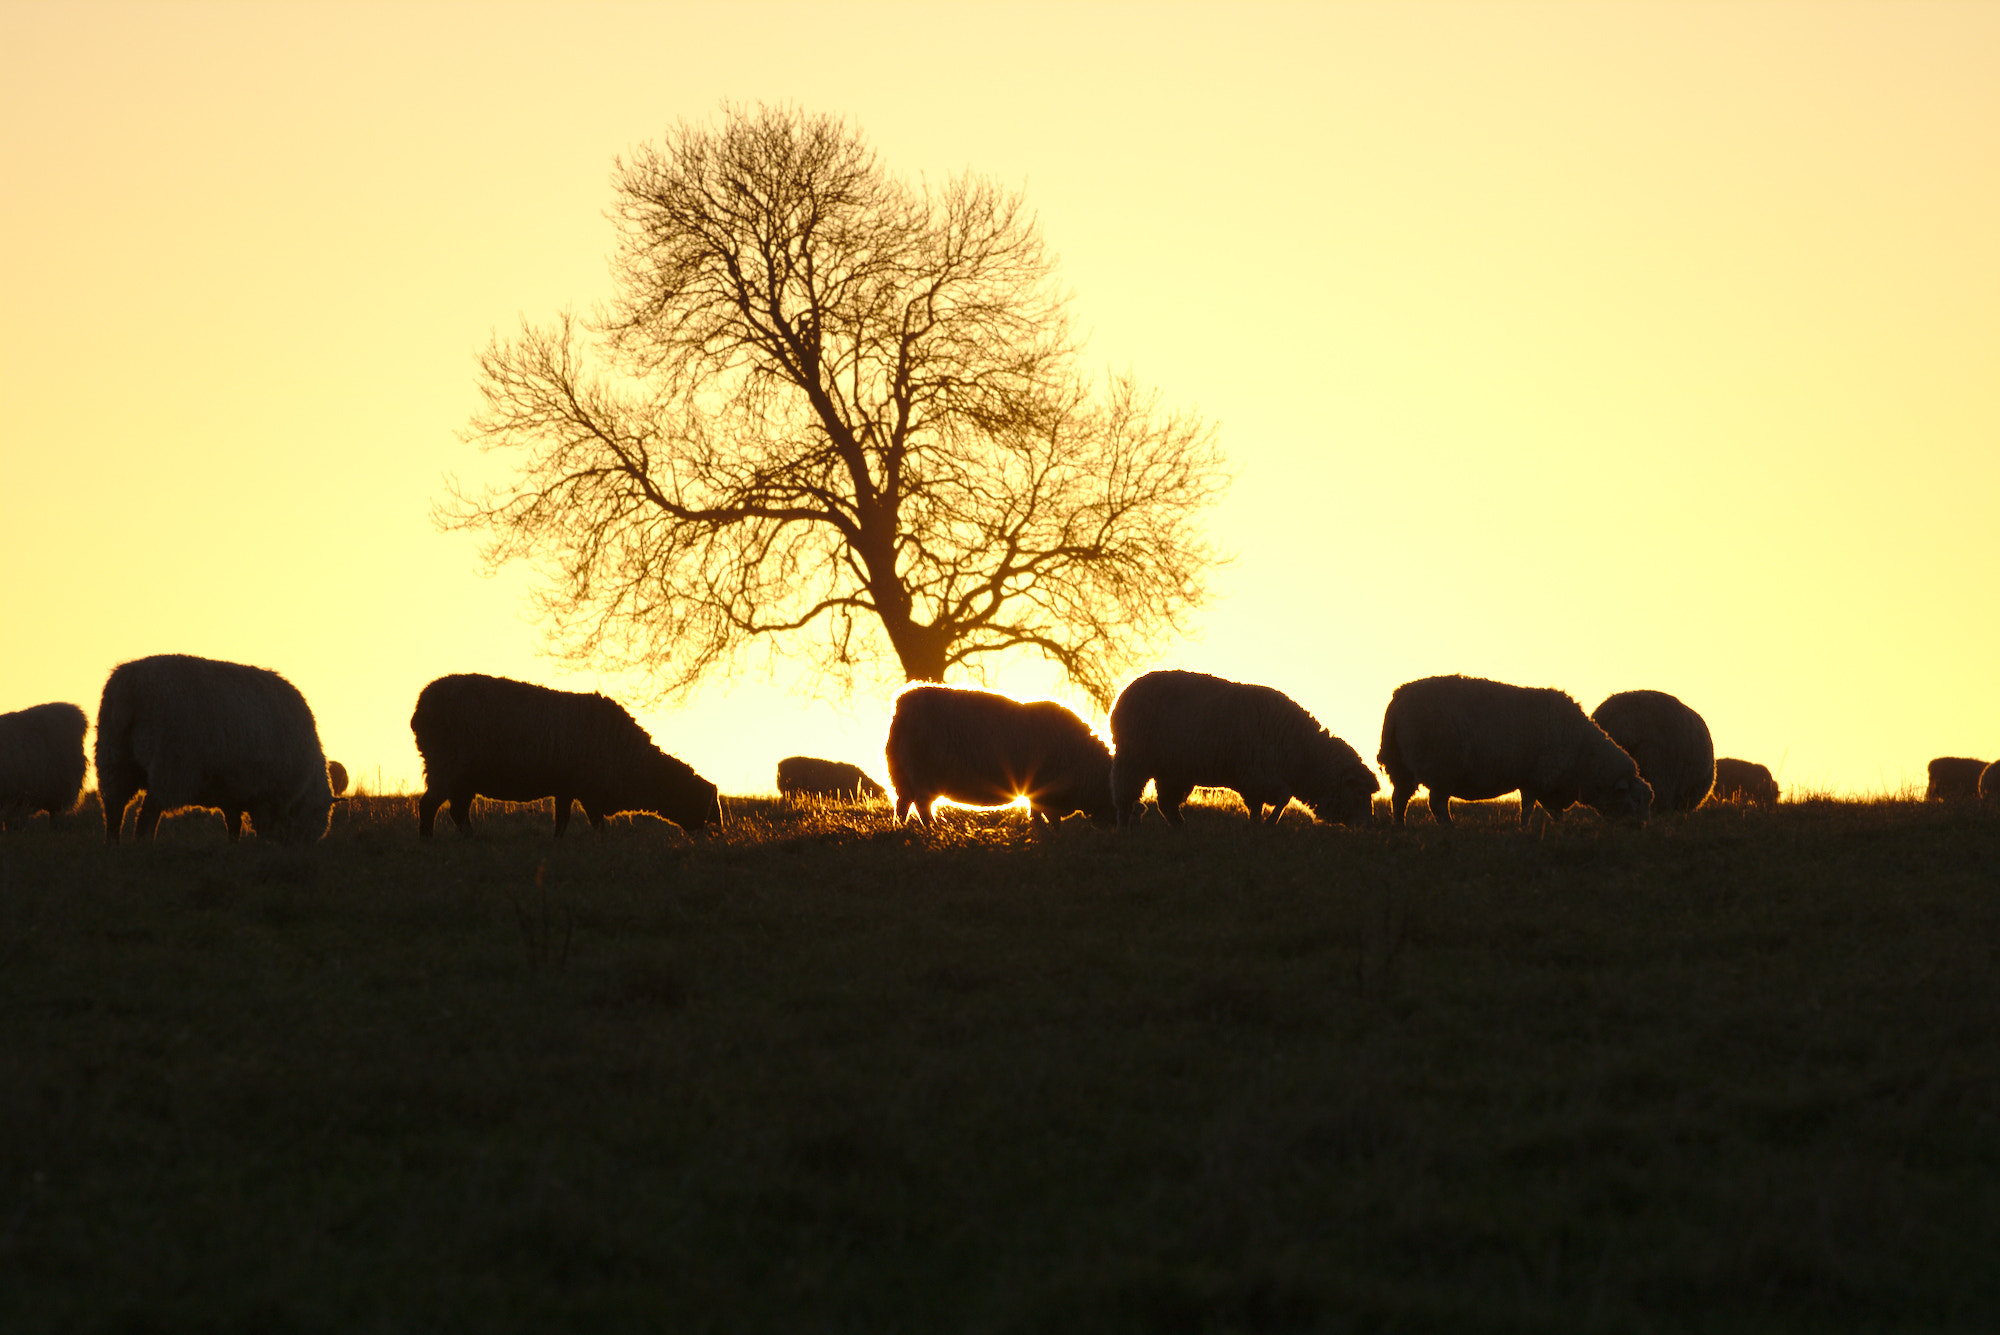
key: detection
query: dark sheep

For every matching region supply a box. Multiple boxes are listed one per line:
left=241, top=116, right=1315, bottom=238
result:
left=1108, top=670, right=1378, bottom=827
left=1590, top=690, right=1715, bottom=813
left=1711, top=757, right=1779, bottom=806
left=884, top=685, right=1113, bottom=826
left=0, top=702, right=89, bottom=831
left=1925, top=756, right=1988, bottom=802
left=1378, top=674, right=1652, bottom=828
left=96, top=654, right=336, bottom=844
left=411, top=673, right=720, bottom=837
left=776, top=756, right=887, bottom=800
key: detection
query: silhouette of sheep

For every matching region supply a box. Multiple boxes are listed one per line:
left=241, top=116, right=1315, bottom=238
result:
left=776, top=756, right=886, bottom=800
left=0, top=702, right=88, bottom=830
left=1378, top=674, right=1651, bottom=828
left=1108, top=670, right=1377, bottom=827
left=885, top=685, right=1113, bottom=826
left=96, top=654, right=335, bottom=844
left=1925, top=756, right=1988, bottom=802
left=1590, top=690, right=1715, bottom=814
left=1711, top=757, right=1779, bottom=806
left=411, top=673, right=719, bottom=837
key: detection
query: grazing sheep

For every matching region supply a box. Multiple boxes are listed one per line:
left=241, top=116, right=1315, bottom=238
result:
left=1377, top=674, right=1652, bottom=828
left=0, top=702, right=89, bottom=830
left=1711, top=757, right=1779, bottom=806
left=1982, top=761, right=1999, bottom=804
left=411, top=673, right=719, bottom=837
left=96, top=654, right=335, bottom=844
left=884, top=685, right=1113, bottom=826
left=1925, top=756, right=1988, bottom=802
left=1590, top=690, right=1715, bottom=813
left=1107, top=670, right=1378, bottom=827
left=327, top=760, right=349, bottom=796
left=776, top=755, right=886, bottom=800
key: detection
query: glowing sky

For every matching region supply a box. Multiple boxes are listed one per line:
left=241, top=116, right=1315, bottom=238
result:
left=3, top=0, right=1995, bottom=800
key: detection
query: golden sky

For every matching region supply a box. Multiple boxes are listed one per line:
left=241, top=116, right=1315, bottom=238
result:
left=3, top=0, right=1995, bottom=799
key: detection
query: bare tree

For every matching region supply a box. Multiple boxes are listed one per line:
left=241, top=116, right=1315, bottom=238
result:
left=439, top=104, right=1230, bottom=710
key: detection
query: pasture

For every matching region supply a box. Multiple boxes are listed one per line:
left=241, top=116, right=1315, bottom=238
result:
left=3, top=792, right=1997, bottom=1332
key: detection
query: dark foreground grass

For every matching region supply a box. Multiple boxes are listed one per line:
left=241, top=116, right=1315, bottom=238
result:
left=2, top=792, right=1997, bottom=1333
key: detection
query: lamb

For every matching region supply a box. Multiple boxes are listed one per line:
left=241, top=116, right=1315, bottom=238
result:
left=0, top=702, right=89, bottom=830
left=1377, top=674, right=1652, bottom=828
left=410, top=673, right=719, bottom=837
left=95, top=654, right=336, bottom=844
left=884, top=684, right=1114, bottom=826
left=1924, top=756, right=1988, bottom=802
left=1711, top=757, right=1780, bottom=806
left=1590, top=690, right=1715, bottom=813
left=776, top=755, right=887, bottom=800
left=1107, top=670, right=1378, bottom=827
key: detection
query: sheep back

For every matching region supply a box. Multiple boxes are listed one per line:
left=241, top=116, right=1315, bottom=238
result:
left=1108, top=670, right=1378, bottom=827
left=95, top=654, right=334, bottom=844
left=410, top=673, right=719, bottom=836
left=1590, top=690, right=1715, bottom=813
left=1925, top=756, right=1988, bottom=802
left=0, top=702, right=89, bottom=828
left=1377, top=674, right=1651, bottom=827
left=884, top=685, right=1113, bottom=825
left=776, top=756, right=886, bottom=799
left=1711, top=757, right=1779, bottom=806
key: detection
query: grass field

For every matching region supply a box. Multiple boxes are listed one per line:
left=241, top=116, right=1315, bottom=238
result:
left=3, top=791, right=1996, bottom=1333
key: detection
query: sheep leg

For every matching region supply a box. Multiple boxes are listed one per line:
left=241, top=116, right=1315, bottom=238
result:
left=446, top=790, right=475, bottom=835
left=225, top=810, right=244, bottom=842
left=1109, top=760, right=1149, bottom=828
left=582, top=803, right=608, bottom=832
left=1389, top=785, right=1414, bottom=826
left=1426, top=789, right=1454, bottom=826
left=1156, top=780, right=1194, bottom=827
left=553, top=794, right=574, bottom=836
left=101, top=783, right=135, bottom=844
left=135, top=793, right=166, bottom=840
left=418, top=788, right=444, bottom=838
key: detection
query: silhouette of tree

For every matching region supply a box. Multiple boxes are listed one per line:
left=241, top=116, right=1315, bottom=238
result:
left=439, top=104, right=1229, bottom=709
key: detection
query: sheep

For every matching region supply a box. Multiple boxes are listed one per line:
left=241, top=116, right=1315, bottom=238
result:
left=410, top=673, right=719, bottom=837
left=1107, top=670, right=1378, bottom=827
left=884, top=684, right=1113, bottom=826
left=1925, top=756, right=1988, bottom=802
left=776, top=755, right=887, bottom=800
left=0, top=702, right=89, bottom=831
left=1711, top=757, right=1780, bottom=806
left=95, top=654, right=336, bottom=844
left=327, top=760, right=349, bottom=796
left=1590, top=690, right=1716, bottom=813
left=1377, top=674, right=1652, bottom=828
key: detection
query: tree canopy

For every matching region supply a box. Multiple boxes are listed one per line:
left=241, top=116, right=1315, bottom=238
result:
left=439, top=104, right=1230, bottom=710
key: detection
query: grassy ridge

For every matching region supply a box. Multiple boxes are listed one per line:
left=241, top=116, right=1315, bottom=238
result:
left=3, top=794, right=1997, bottom=1333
